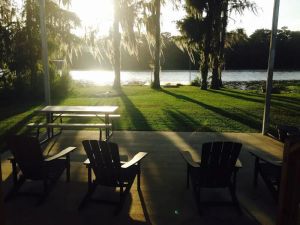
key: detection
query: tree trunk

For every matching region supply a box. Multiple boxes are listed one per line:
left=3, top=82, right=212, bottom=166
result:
left=200, top=2, right=214, bottom=90
left=152, top=0, right=161, bottom=89
left=200, top=53, right=209, bottom=90
left=211, top=56, right=220, bottom=89
left=210, top=0, right=222, bottom=90
left=113, top=0, right=121, bottom=89
left=218, top=0, right=229, bottom=88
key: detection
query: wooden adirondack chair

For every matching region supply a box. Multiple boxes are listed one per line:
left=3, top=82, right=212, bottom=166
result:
left=251, top=152, right=282, bottom=201
left=79, top=140, right=148, bottom=212
left=251, top=129, right=300, bottom=201
left=181, top=142, right=242, bottom=213
left=6, top=135, right=76, bottom=203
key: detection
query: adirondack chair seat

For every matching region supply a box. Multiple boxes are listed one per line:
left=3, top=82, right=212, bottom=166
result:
left=79, top=140, right=148, bottom=212
left=6, top=135, right=76, bottom=204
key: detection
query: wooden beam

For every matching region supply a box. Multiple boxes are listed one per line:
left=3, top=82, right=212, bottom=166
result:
left=39, top=0, right=51, bottom=105
left=262, top=0, right=280, bottom=134
left=277, top=137, right=300, bottom=225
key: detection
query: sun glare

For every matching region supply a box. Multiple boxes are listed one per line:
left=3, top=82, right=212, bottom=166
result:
left=71, top=0, right=114, bottom=36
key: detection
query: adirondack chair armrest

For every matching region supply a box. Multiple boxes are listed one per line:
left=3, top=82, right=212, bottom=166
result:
left=121, top=152, right=148, bottom=169
left=180, top=151, right=200, bottom=168
left=45, top=147, right=76, bottom=162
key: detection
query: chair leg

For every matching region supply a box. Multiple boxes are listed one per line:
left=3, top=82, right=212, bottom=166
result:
left=259, top=170, right=279, bottom=201
left=5, top=175, right=26, bottom=201
left=99, top=128, right=102, bottom=141
left=66, top=154, right=71, bottom=182
left=253, top=157, right=259, bottom=187
left=229, top=184, right=242, bottom=214
left=137, top=162, right=141, bottom=190
left=190, top=175, right=201, bottom=213
left=113, top=185, right=124, bottom=215
left=186, top=164, right=190, bottom=189
left=78, top=183, right=97, bottom=210
left=192, top=184, right=201, bottom=214
left=36, top=179, right=49, bottom=205
left=10, top=159, right=18, bottom=186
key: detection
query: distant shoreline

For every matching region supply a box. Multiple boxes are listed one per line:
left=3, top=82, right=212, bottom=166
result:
left=70, top=69, right=300, bottom=72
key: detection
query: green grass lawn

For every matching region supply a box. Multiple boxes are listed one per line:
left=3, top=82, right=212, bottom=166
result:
left=1, top=85, right=299, bottom=149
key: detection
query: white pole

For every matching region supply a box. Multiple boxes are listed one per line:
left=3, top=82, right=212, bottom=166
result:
left=39, top=0, right=51, bottom=105
left=262, top=0, right=280, bottom=134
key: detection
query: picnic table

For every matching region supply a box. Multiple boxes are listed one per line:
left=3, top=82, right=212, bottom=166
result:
left=27, top=105, right=119, bottom=142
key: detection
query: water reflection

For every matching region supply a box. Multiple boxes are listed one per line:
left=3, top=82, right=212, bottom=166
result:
left=70, top=70, right=300, bottom=86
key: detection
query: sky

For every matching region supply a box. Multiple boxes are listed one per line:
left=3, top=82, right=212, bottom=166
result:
left=69, top=0, right=300, bottom=36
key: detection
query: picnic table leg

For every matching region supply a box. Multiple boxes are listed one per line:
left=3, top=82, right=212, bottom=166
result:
left=105, top=114, right=109, bottom=140
left=46, top=112, right=53, bottom=138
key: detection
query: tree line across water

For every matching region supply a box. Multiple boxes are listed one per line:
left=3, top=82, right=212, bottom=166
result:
left=71, top=28, right=300, bottom=72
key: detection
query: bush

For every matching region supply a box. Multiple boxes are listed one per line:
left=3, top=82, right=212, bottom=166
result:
left=191, top=76, right=201, bottom=87
left=51, top=69, right=72, bottom=99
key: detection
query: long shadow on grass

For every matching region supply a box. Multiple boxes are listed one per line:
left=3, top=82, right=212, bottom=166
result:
left=224, top=89, right=300, bottom=106
left=207, top=89, right=264, bottom=104
left=119, top=89, right=152, bottom=131
left=161, top=89, right=261, bottom=131
left=210, top=89, right=300, bottom=113
left=163, top=109, right=215, bottom=132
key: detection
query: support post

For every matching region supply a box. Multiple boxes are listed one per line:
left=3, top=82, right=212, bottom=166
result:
left=39, top=0, right=51, bottom=105
left=262, top=0, right=280, bottom=134
left=113, top=0, right=121, bottom=89
left=153, top=0, right=161, bottom=89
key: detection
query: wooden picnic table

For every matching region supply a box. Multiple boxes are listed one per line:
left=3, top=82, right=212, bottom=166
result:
left=29, top=105, right=119, bottom=142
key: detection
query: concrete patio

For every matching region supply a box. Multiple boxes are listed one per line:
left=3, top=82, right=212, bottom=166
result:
left=0, top=131, right=283, bottom=225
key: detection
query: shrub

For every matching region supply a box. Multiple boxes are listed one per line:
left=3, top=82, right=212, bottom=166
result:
left=51, top=68, right=72, bottom=99
left=191, top=76, right=201, bottom=87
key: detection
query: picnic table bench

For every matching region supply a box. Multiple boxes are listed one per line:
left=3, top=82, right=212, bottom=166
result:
left=27, top=122, right=112, bottom=140
left=27, top=106, right=119, bottom=142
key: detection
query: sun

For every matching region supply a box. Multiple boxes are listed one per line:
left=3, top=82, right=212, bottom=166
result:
left=71, top=0, right=114, bottom=36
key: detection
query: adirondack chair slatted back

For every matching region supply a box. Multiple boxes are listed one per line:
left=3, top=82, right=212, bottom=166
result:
left=7, top=135, right=45, bottom=180
left=82, top=140, right=121, bottom=186
left=200, top=142, right=242, bottom=187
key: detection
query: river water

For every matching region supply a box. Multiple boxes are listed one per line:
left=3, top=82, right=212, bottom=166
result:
left=70, top=70, right=300, bottom=86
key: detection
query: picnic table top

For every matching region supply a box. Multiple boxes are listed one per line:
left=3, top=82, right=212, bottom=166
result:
left=36, top=105, right=118, bottom=114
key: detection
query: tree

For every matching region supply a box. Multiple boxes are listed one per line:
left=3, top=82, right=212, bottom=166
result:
left=139, top=0, right=179, bottom=89
left=176, top=0, right=212, bottom=90
left=177, top=0, right=256, bottom=90
left=210, top=0, right=256, bottom=89
left=0, top=0, right=81, bottom=99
